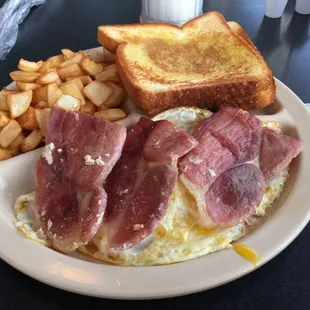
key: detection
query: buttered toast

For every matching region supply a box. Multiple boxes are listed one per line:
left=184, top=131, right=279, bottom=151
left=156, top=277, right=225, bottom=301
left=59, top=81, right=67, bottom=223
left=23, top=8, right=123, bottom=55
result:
left=98, top=12, right=275, bottom=116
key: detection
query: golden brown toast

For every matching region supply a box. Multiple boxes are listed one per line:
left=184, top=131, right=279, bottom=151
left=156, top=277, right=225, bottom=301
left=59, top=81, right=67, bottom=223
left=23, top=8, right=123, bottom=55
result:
left=98, top=12, right=275, bottom=116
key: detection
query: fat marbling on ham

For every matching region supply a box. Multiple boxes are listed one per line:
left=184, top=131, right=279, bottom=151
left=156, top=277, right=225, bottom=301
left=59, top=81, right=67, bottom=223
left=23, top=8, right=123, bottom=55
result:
left=99, top=117, right=198, bottom=251
left=35, top=108, right=126, bottom=253
left=180, top=106, right=303, bottom=229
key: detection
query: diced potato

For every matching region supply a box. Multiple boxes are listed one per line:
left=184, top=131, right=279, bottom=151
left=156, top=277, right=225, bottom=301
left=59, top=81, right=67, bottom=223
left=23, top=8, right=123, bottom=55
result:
left=57, top=63, right=85, bottom=80
left=32, top=85, right=48, bottom=103
left=47, top=83, right=63, bottom=106
left=47, top=54, right=65, bottom=68
left=54, top=94, right=81, bottom=111
left=103, top=49, right=116, bottom=62
left=39, top=61, right=51, bottom=73
left=20, top=129, right=44, bottom=153
left=80, top=58, right=104, bottom=77
left=0, top=148, right=14, bottom=161
left=0, top=120, right=22, bottom=148
left=34, top=101, right=49, bottom=109
left=32, top=83, right=62, bottom=106
left=16, top=107, right=38, bottom=130
left=16, top=82, right=42, bottom=91
left=83, top=81, right=112, bottom=107
left=0, top=90, right=19, bottom=112
left=85, top=49, right=104, bottom=63
left=61, top=49, right=75, bottom=60
left=0, top=111, right=10, bottom=117
left=7, top=90, right=32, bottom=119
left=0, top=111, right=10, bottom=127
left=59, top=53, right=84, bottom=68
left=93, top=109, right=126, bottom=121
left=36, top=71, right=59, bottom=84
left=100, top=82, right=124, bottom=109
left=55, top=77, right=62, bottom=85
left=35, top=108, right=51, bottom=137
left=66, top=78, right=84, bottom=91
left=95, top=64, right=119, bottom=83
left=66, top=75, right=92, bottom=86
left=9, top=71, right=41, bottom=83
left=18, top=59, right=43, bottom=72
left=59, top=81, right=85, bottom=104
left=9, top=132, right=25, bottom=149
left=80, top=100, right=97, bottom=114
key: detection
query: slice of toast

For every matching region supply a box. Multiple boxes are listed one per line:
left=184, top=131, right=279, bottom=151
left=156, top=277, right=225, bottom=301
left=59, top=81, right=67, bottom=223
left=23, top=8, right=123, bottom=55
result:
left=98, top=12, right=275, bottom=116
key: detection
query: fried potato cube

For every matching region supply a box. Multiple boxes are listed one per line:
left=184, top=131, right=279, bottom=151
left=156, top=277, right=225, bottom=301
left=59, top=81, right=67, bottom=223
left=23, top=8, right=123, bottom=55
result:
left=61, top=49, right=75, bottom=60
left=57, top=63, right=85, bottom=80
left=9, top=71, right=41, bottom=83
left=9, top=132, right=25, bottom=149
left=34, top=101, right=49, bottom=109
left=36, top=71, right=59, bottom=84
left=83, top=81, right=112, bottom=107
left=66, top=75, right=92, bottom=86
left=100, top=82, right=124, bottom=109
left=85, top=49, right=105, bottom=63
left=7, top=90, right=32, bottom=119
left=95, top=64, right=119, bottom=83
left=0, top=111, right=10, bottom=127
left=18, top=59, right=43, bottom=72
left=20, top=129, right=44, bottom=153
left=35, top=108, right=51, bottom=137
left=47, top=54, right=65, bottom=68
left=80, top=100, right=97, bottom=114
left=54, top=94, right=81, bottom=111
left=16, top=107, right=38, bottom=130
left=32, top=83, right=62, bottom=106
left=81, top=58, right=104, bottom=77
left=59, top=81, right=85, bottom=104
left=39, top=61, right=51, bottom=73
left=0, top=120, right=22, bottom=148
left=63, top=78, right=84, bottom=91
left=103, top=49, right=116, bottom=62
left=0, top=90, right=19, bottom=112
left=93, top=108, right=126, bottom=121
left=59, top=52, right=84, bottom=68
left=0, top=148, right=14, bottom=161
left=16, top=82, right=42, bottom=91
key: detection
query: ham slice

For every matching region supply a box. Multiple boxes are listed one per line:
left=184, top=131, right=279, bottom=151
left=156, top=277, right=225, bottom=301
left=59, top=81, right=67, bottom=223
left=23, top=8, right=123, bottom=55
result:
left=180, top=106, right=265, bottom=228
left=260, top=127, right=303, bottom=180
left=101, top=117, right=198, bottom=250
left=35, top=108, right=126, bottom=253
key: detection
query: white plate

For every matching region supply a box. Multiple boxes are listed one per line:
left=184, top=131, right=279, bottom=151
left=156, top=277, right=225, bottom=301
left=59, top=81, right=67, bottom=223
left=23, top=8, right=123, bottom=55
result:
left=0, top=77, right=309, bottom=300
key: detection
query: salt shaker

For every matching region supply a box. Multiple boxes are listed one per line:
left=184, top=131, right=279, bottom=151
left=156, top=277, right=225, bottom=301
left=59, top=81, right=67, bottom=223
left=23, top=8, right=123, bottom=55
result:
left=295, top=0, right=310, bottom=14
left=140, top=0, right=203, bottom=26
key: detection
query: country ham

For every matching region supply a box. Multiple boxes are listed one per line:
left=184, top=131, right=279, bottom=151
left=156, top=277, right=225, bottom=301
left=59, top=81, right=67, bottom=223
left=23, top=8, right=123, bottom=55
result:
left=100, top=117, right=198, bottom=250
left=180, top=106, right=302, bottom=229
left=260, top=127, right=303, bottom=180
left=35, top=108, right=126, bottom=253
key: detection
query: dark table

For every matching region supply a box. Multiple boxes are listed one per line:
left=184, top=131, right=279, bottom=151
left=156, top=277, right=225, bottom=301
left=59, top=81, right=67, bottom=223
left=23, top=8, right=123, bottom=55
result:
left=0, top=0, right=309, bottom=309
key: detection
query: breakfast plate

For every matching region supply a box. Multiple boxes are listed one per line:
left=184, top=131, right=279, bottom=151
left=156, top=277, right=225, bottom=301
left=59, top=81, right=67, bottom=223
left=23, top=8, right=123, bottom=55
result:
left=0, top=74, right=309, bottom=299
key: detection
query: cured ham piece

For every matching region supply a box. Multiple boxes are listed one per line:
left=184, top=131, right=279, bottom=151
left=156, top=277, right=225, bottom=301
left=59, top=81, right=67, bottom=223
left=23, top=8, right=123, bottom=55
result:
left=180, top=106, right=265, bottom=228
left=101, top=117, right=198, bottom=250
left=205, top=164, right=265, bottom=227
left=259, top=127, right=303, bottom=180
left=35, top=108, right=126, bottom=253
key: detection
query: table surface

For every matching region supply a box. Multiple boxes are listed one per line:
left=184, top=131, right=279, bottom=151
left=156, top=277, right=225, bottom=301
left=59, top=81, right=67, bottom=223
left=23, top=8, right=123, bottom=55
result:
left=0, top=0, right=309, bottom=309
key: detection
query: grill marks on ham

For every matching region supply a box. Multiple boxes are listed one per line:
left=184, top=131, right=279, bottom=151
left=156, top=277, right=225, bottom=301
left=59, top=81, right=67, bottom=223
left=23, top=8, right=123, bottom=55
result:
left=260, top=128, right=303, bottom=180
left=101, top=117, right=198, bottom=250
left=35, top=108, right=126, bottom=253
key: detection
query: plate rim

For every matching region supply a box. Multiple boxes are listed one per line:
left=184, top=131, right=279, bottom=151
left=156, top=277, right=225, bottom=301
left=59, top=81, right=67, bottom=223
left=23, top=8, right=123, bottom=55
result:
left=0, top=77, right=310, bottom=300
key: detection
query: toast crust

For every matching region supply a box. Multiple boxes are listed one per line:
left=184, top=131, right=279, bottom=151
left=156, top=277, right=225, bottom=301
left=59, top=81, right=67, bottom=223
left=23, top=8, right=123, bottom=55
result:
left=98, top=12, right=276, bottom=116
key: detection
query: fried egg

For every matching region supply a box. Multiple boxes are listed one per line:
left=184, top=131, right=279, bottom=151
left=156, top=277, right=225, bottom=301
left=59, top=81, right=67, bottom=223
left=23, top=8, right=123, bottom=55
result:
left=13, top=108, right=289, bottom=265
left=13, top=192, right=50, bottom=246
left=79, top=108, right=289, bottom=266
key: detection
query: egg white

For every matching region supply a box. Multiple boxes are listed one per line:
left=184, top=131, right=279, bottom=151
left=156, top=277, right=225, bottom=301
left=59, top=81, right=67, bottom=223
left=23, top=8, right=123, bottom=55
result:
left=13, top=108, right=289, bottom=266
